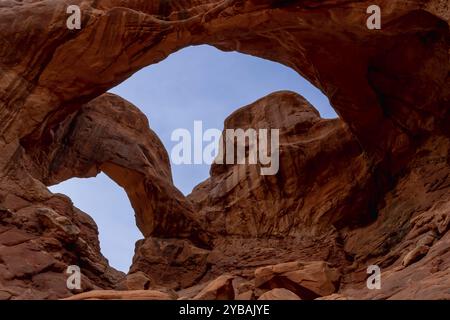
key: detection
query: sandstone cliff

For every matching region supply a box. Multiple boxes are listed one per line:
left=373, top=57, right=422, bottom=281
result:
left=0, top=0, right=449, bottom=300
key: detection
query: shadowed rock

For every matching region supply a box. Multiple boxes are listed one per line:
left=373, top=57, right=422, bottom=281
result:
left=0, top=0, right=449, bottom=300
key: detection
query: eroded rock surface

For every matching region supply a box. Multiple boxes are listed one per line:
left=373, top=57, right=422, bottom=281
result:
left=0, top=0, right=449, bottom=300
left=24, top=93, right=209, bottom=246
left=258, top=288, right=301, bottom=301
left=188, top=91, right=374, bottom=237
left=64, top=289, right=178, bottom=300
left=254, top=261, right=341, bottom=299
left=193, top=275, right=235, bottom=300
left=1, top=0, right=448, bottom=170
left=0, top=191, right=124, bottom=299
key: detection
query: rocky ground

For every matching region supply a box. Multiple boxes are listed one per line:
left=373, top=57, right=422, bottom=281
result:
left=0, top=0, right=449, bottom=300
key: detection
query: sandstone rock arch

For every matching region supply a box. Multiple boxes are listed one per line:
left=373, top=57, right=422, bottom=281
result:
left=1, top=0, right=450, bottom=299
left=1, top=1, right=448, bottom=165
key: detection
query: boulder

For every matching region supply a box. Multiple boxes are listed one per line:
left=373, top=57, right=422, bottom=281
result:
left=193, top=275, right=235, bottom=300
left=255, top=261, right=341, bottom=300
left=258, top=288, right=301, bottom=301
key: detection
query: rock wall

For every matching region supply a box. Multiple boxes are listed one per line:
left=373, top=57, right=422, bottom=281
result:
left=188, top=91, right=375, bottom=238
left=0, top=0, right=449, bottom=299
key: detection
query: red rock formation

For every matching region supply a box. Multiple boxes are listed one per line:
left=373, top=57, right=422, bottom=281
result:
left=64, top=289, right=178, bottom=300
left=1, top=0, right=448, bottom=170
left=126, top=91, right=364, bottom=290
left=254, top=261, right=341, bottom=299
left=258, top=288, right=301, bottom=300
left=188, top=91, right=374, bottom=237
left=0, top=0, right=449, bottom=300
left=129, top=237, right=211, bottom=290
left=192, top=275, right=235, bottom=300
left=23, top=93, right=210, bottom=247
left=0, top=187, right=124, bottom=299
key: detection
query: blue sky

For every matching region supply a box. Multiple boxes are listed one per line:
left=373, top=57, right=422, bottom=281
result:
left=50, top=45, right=336, bottom=272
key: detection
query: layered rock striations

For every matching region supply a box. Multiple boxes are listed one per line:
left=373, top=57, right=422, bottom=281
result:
left=188, top=91, right=374, bottom=238
left=0, top=0, right=449, bottom=300
left=1, top=0, right=448, bottom=170
left=23, top=93, right=209, bottom=246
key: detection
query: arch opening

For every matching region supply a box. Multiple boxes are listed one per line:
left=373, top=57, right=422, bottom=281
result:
left=110, top=45, right=336, bottom=195
left=47, top=45, right=336, bottom=272
left=49, top=173, right=140, bottom=273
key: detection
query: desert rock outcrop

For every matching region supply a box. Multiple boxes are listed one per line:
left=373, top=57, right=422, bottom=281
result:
left=0, top=0, right=449, bottom=300
left=254, top=261, right=341, bottom=299
left=258, top=288, right=301, bottom=301
left=188, top=91, right=374, bottom=237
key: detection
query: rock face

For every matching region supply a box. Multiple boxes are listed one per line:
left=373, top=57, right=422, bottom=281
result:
left=188, top=91, right=374, bottom=237
left=1, top=0, right=448, bottom=170
left=24, top=93, right=209, bottom=247
left=258, top=288, right=301, bottom=301
left=254, top=261, right=341, bottom=299
left=64, top=289, right=178, bottom=300
left=0, top=188, right=124, bottom=299
left=129, top=237, right=211, bottom=290
left=0, top=0, right=449, bottom=300
left=193, top=275, right=235, bottom=300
